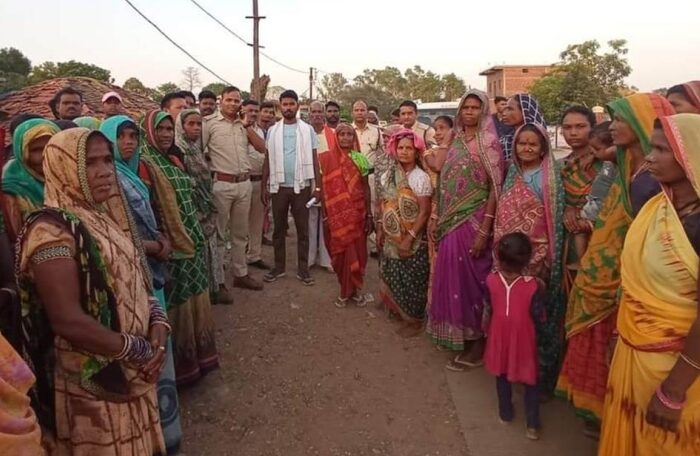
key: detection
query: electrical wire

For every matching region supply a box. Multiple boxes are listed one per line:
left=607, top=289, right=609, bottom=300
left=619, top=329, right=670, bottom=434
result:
left=187, top=0, right=310, bottom=74
left=122, top=0, right=232, bottom=85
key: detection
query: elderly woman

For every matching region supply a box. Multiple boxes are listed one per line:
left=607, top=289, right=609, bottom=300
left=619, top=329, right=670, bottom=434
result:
left=499, top=93, right=547, bottom=161
left=16, top=128, right=166, bottom=455
left=599, top=113, right=700, bottom=455
left=376, top=128, right=432, bottom=337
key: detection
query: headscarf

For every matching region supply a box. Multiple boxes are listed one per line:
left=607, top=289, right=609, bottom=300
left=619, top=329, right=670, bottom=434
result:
left=142, top=110, right=171, bottom=154
left=73, top=116, right=102, bottom=130
left=501, top=93, right=547, bottom=160
left=659, top=113, right=700, bottom=199
left=386, top=128, right=426, bottom=159
left=100, top=115, right=148, bottom=198
left=679, top=81, right=700, bottom=110
left=174, top=109, right=202, bottom=156
left=2, top=119, right=59, bottom=205
left=335, top=123, right=371, bottom=176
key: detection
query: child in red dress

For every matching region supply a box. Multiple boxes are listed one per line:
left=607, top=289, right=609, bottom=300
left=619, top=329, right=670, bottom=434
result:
left=483, top=232, right=545, bottom=440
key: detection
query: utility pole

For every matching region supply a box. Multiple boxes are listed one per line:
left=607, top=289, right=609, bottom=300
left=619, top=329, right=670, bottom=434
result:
left=309, top=67, right=315, bottom=101
left=246, top=0, right=265, bottom=101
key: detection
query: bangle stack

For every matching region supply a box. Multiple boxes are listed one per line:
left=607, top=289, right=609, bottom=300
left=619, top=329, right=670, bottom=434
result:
left=484, top=213, right=495, bottom=220
left=114, top=333, right=155, bottom=366
left=477, top=228, right=490, bottom=238
left=656, top=385, right=685, bottom=410
left=149, top=299, right=172, bottom=333
left=408, top=229, right=417, bottom=239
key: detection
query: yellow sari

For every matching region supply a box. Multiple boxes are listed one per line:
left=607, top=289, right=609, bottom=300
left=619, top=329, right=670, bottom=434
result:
left=599, top=114, right=700, bottom=456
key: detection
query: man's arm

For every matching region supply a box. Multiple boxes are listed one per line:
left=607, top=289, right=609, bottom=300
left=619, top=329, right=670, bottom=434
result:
left=246, top=125, right=266, bottom=153
left=201, top=118, right=211, bottom=156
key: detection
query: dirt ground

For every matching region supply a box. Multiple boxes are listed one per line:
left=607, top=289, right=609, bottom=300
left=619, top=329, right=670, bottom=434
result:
left=177, top=240, right=469, bottom=456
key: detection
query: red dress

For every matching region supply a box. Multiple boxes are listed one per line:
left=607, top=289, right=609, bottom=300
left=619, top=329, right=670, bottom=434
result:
left=483, top=272, right=542, bottom=386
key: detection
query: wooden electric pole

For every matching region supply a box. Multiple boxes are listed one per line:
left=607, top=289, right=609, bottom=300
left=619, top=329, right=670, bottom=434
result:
left=246, top=0, right=265, bottom=101
left=309, top=67, right=315, bottom=101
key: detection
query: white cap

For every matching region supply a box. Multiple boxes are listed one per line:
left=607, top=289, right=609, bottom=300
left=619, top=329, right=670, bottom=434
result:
left=102, top=91, right=123, bottom=103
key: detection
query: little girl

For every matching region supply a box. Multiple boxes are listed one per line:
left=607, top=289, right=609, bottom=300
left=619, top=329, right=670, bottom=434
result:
left=483, top=232, right=545, bottom=440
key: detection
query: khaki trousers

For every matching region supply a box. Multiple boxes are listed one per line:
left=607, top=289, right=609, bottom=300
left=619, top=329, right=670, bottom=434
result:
left=212, top=179, right=251, bottom=278
left=247, top=179, right=265, bottom=263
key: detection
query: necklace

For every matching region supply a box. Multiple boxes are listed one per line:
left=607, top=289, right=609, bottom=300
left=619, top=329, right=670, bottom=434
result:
left=631, top=161, right=650, bottom=181
left=676, top=199, right=700, bottom=220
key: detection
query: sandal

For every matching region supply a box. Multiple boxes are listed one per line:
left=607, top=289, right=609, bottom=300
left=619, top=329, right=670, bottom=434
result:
left=445, top=359, right=467, bottom=372
left=452, top=354, right=484, bottom=368
left=351, top=293, right=367, bottom=308
left=334, top=297, right=348, bottom=308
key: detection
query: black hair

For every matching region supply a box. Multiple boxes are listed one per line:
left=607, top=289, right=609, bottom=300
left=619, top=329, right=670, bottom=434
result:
left=434, top=115, right=454, bottom=128
left=399, top=100, right=418, bottom=112
left=280, top=90, right=299, bottom=102
left=198, top=90, right=217, bottom=102
left=560, top=105, right=596, bottom=127
left=116, top=119, right=139, bottom=138
left=179, top=90, right=196, bottom=101
left=497, top=232, right=532, bottom=273
left=50, top=87, right=84, bottom=117
left=667, top=84, right=690, bottom=102
left=260, top=101, right=276, bottom=111
left=325, top=101, right=340, bottom=110
left=391, top=108, right=400, bottom=117
left=494, top=96, right=508, bottom=104
left=160, top=92, right=185, bottom=109
left=368, top=105, right=379, bottom=113
left=242, top=99, right=260, bottom=108
left=221, top=86, right=241, bottom=97
left=53, top=120, right=78, bottom=130
left=9, top=113, right=43, bottom=135
left=590, top=121, right=613, bottom=146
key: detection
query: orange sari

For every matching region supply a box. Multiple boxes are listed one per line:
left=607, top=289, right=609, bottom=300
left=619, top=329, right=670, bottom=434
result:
left=318, top=127, right=368, bottom=298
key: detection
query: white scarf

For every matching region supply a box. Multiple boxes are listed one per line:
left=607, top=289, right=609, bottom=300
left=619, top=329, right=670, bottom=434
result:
left=266, top=120, right=315, bottom=194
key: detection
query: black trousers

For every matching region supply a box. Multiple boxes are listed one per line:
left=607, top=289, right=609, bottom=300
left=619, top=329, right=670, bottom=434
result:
left=271, top=186, right=311, bottom=274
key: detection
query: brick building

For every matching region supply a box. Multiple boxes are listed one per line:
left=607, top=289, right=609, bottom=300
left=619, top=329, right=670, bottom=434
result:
left=479, top=65, right=553, bottom=100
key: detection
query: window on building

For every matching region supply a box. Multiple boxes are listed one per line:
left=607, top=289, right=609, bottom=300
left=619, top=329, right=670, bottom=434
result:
left=522, top=68, right=529, bottom=73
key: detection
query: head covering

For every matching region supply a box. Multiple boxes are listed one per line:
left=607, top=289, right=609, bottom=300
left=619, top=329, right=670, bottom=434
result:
left=2, top=119, right=59, bottom=204
left=607, top=92, right=675, bottom=156
left=510, top=123, right=551, bottom=168
left=141, top=110, right=172, bottom=154
left=102, top=91, right=123, bottom=103
left=679, top=81, right=700, bottom=110
left=387, top=128, right=426, bottom=159
left=174, top=109, right=202, bottom=156
left=501, top=93, right=546, bottom=160
left=73, top=116, right=101, bottom=130
left=100, top=115, right=148, bottom=200
left=454, top=88, right=498, bottom=135
left=335, top=123, right=370, bottom=176
left=659, top=113, right=700, bottom=198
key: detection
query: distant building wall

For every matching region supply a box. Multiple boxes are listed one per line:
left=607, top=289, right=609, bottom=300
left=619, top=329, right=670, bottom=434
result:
left=480, top=65, right=553, bottom=101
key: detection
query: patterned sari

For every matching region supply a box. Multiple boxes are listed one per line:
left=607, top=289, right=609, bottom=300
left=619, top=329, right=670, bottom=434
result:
left=599, top=113, right=700, bottom=456
left=427, top=89, right=503, bottom=350
left=140, top=110, right=219, bottom=386
left=680, top=80, right=700, bottom=109
left=100, top=115, right=182, bottom=453
left=1, top=119, right=59, bottom=241
left=318, top=125, right=368, bottom=299
left=561, top=149, right=601, bottom=294
left=495, top=123, right=565, bottom=393
left=16, top=128, right=165, bottom=455
left=557, top=93, right=675, bottom=422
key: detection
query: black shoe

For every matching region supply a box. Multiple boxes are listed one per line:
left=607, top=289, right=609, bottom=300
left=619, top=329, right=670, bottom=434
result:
left=248, top=259, right=271, bottom=270
left=262, top=238, right=273, bottom=246
left=296, top=271, right=315, bottom=286
left=263, top=269, right=286, bottom=283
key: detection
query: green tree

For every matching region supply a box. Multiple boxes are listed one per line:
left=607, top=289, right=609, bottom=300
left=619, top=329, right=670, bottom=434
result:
left=201, top=82, right=226, bottom=96
left=441, top=73, right=467, bottom=101
left=530, top=39, right=632, bottom=123
left=339, top=84, right=400, bottom=120
left=123, top=77, right=148, bottom=94
left=28, top=60, right=112, bottom=84
left=0, top=47, right=31, bottom=76
left=318, top=73, right=348, bottom=101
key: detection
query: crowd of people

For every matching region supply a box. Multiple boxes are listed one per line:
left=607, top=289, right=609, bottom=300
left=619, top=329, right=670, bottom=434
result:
left=0, top=78, right=699, bottom=455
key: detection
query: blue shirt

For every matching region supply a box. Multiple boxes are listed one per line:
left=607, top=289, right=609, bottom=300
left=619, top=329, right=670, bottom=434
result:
left=280, top=122, right=319, bottom=188
left=522, top=167, right=543, bottom=200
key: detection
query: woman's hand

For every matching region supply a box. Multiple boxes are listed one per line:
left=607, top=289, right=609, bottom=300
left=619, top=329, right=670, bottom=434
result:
left=398, top=236, right=413, bottom=259
left=645, top=385, right=683, bottom=432
left=376, top=228, right=385, bottom=251
left=140, top=325, right=168, bottom=383
left=470, top=232, right=488, bottom=258
left=364, top=216, right=374, bottom=235
left=563, top=206, right=582, bottom=233
left=155, top=236, right=172, bottom=262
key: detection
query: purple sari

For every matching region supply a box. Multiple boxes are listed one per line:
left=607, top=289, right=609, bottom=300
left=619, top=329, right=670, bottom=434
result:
left=427, top=89, right=503, bottom=350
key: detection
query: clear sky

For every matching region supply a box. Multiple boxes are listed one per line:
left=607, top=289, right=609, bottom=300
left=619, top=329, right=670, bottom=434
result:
left=1, top=0, right=698, bottom=95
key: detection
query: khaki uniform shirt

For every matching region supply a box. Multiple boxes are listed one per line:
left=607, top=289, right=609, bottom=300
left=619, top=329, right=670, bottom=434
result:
left=410, top=121, right=437, bottom=148
left=247, top=125, right=265, bottom=175
left=202, top=112, right=250, bottom=175
left=352, top=122, right=383, bottom=166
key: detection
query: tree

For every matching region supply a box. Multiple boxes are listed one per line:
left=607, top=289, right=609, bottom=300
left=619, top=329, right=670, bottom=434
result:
left=339, top=84, right=401, bottom=120
left=201, top=82, right=226, bottom=96
left=123, top=77, right=148, bottom=94
left=441, top=73, right=467, bottom=101
left=181, top=66, right=202, bottom=92
left=28, top=60, right=112, bottom=84
left=0, top=47, right=31, bottom=76
left=318, top=73, right=348, bottom=101
left=530, top=39, right=632, bottom=123
left=149, top=82, right=181, bottom=102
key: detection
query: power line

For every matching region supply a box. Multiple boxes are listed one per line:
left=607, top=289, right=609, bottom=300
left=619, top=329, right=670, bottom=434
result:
left=122, top=0, right=232, bottom=85
left=187, top=0, right=308, bottom=74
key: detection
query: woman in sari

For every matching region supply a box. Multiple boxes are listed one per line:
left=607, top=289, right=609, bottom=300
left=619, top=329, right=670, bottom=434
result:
left=666, top=81, right=700, bottom=114
left=500, top=93, right=547, bottom=161
left=557, top=93, right=674, bottom=435
left=427, top=90, right=503, bottom=369
left=317, top=123, right=371, bottom=307
left=174, top=109, right=225, bottom=304
left=139, top=110, right=219, bottom=386
left=559, top=106, right=600, bottom=296
left=16, top=127, right=166, bottom=455
left=494, top=123, right=564, bottom=395
left=599, top=114, right=700, bottom=455
left=376, top=129, right=432, bottom=337
left=1, top=119, right=59, bottom=241
left=100, top=115, right=182, bottom=454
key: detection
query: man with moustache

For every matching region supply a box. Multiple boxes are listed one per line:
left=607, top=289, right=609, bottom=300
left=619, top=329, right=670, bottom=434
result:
left=262, top=90, right=321, bottom=285
left=325, top=101, right=341, bottom=129
left=198, top=90, right=218, bottom=116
